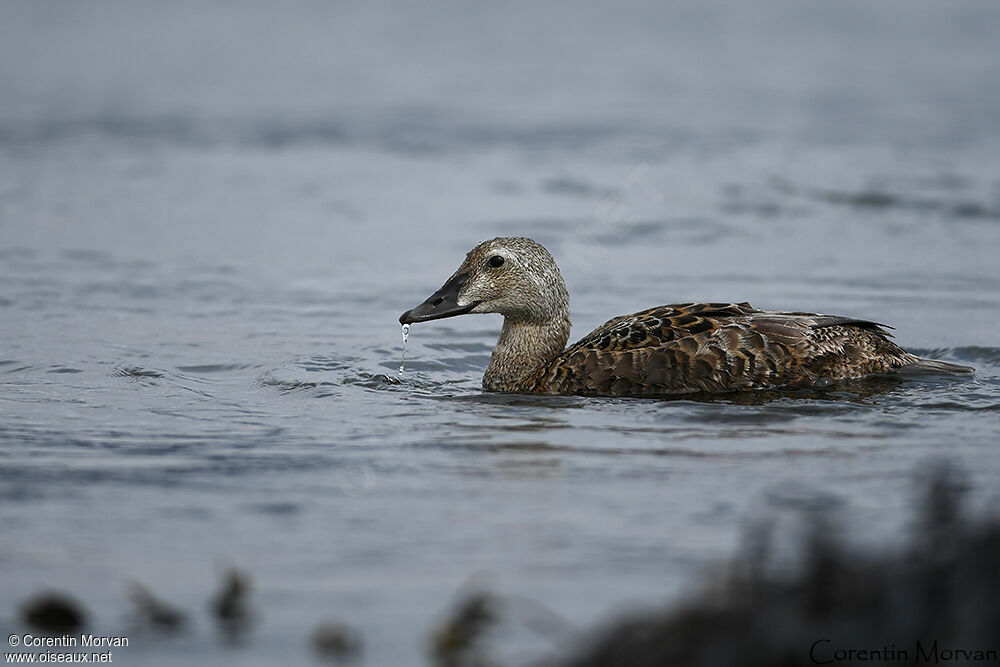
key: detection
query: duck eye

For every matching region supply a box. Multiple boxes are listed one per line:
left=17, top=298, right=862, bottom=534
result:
left=488, top=255, right=505, bottom=268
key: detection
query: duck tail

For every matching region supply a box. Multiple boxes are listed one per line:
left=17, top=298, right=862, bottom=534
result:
left=898, top=357, right=975, bottom=376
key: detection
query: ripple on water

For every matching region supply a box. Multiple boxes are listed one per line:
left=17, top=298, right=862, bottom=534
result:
left=1, top=362, right=43, bottom=374
left=110, top=365, right=166, bottom=381
left=245, top=501, right=301, bottom=516
left=380, top=355, right=491, bottom=375
left=541, top=176, right=618, bottom=199
left=340, top=371, right=456, bottom=393
left=341, top=372, right=401, bottom=389
left=915, top=346, right=1000, bottom=368
left=46, top=366, right=84, bottom=374
left=421, top=341, right=493, bottom=353
left=175, top=363, right=258, bottom=374
left=817, top=188, right=1000, bottom=221
left=257, top=371, right=338, bottom=396
left=300, top=354, right=356, bottom=373
left=257, top=350, right=437, bottom=396
left=767, top=178, right=1000, bottom=221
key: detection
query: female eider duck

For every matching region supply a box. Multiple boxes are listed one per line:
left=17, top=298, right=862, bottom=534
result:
left=399, top=237, right=972, bottom=397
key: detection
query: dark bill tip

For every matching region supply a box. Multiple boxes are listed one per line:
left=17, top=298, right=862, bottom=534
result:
left=399, top=273, right=477, bottom=324
left=399, top=301, right=476, bottom=325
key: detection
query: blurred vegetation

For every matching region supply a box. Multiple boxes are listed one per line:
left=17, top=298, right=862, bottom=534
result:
left=543, top=466, right=999, bottom=667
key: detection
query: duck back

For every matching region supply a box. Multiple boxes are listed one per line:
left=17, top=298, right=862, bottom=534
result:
left=524, top=302, right=969, bottom=397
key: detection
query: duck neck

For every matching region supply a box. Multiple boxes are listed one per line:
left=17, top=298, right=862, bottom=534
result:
left=483, top=311, right=571, bottom=393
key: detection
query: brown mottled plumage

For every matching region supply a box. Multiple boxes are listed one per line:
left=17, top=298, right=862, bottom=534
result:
left=399, top=237, right=972, bottom=397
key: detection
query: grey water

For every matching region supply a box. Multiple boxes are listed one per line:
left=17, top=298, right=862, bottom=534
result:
left=2, top=1, right=1000, bottom=665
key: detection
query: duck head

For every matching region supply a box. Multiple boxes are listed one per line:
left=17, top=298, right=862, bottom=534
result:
left=399, top=237, right=570, bottom=326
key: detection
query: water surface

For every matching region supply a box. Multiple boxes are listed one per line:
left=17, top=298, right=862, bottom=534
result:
left=2, top=1, right=1000, bottom=665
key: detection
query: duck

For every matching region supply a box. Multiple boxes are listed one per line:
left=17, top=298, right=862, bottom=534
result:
left=399, top=237, right=973, bottom=397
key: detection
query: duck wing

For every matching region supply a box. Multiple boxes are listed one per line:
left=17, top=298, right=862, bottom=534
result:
left=563, top=302, right=757, bottom=354
left=531, top=303, right=919, bottom=396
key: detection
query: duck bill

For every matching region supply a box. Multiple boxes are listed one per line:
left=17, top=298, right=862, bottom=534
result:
left=399, top=273, right=478, bottom=324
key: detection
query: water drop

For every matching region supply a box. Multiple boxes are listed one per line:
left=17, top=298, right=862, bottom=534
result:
left=398, top=324, right=410, bottom=376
